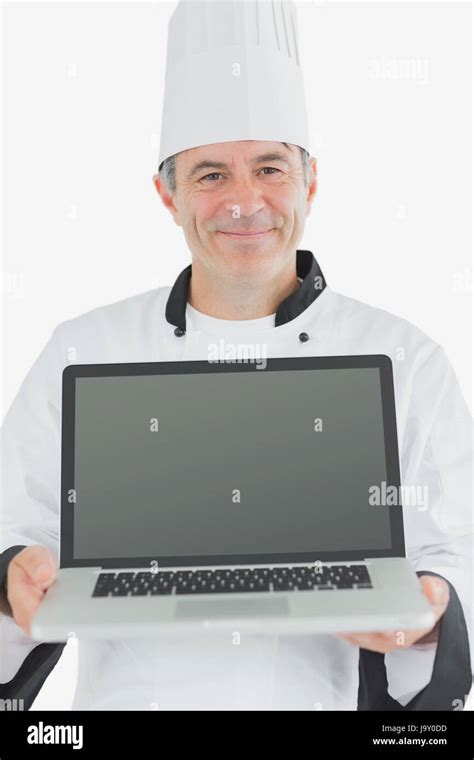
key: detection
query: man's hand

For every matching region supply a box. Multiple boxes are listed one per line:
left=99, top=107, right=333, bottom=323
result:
left=6, top=545, right=57, bottom=637
left=334, top=575, right=449, bottom=653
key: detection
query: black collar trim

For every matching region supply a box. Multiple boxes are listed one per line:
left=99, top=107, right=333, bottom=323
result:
left=165, top=249, right=327, bottom=333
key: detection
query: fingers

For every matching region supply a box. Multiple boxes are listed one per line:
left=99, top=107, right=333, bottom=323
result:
left=334, top=576, right=450, bottom=653
left=335, top=625, right=435, bottom=652
left=335, top=629, right=427, bottom=652
left=7, top=545, right=57, bottom=637
left=335, top=631, right=397, bottom=652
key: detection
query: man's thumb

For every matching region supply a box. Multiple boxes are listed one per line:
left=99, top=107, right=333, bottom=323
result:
left=420, top=574, right=449, bottom=613
left=22, top=551, right=56, bottom=586
left=32, top=562, right=53, bottom=579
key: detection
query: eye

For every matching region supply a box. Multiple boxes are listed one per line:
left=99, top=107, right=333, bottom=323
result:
left=200, top=173, right=223, bottom=182
left=259, top=167, right=281, bottom=175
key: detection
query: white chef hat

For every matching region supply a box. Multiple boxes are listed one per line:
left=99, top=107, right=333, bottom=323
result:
left=158, top=0, right=311, bottom=169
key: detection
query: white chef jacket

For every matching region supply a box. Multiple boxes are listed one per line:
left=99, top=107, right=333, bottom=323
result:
left=1, top=250, right=472, bottom=710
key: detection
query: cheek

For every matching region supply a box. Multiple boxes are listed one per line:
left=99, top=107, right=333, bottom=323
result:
left=267, top=187, right=299, bottom=221
left=189, top=197, right=221, bottom=231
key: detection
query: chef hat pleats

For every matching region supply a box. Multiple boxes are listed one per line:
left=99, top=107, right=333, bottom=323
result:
left=158, top=0, right=310, bottom=169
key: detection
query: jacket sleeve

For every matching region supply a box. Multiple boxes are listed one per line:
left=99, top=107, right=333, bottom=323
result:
left=358, top=344, right=473, bottom=710
left=0, top=326, right=68, bottom=708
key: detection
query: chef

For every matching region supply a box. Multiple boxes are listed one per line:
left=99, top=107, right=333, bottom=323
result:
left=1, top=0, right=472, bottom=710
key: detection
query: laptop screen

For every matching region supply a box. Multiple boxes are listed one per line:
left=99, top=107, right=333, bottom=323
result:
left=69, top=364, right=396, bottom=564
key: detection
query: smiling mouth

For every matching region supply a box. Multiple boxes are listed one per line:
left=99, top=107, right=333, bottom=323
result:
left=219, top=229, right=273, bottom=239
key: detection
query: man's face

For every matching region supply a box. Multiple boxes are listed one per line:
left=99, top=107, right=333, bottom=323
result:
left=154, top=140, right=316, bottom=284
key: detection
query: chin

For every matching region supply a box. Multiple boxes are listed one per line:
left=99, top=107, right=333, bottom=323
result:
left=217, top=247, right=280, bottom=278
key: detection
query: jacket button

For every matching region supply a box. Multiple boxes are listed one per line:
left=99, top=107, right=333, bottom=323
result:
left=299, top=332, right=309, bottom=343
left=174, top=327, right=186, bottom=337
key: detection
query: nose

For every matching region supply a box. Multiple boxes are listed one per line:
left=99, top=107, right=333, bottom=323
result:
left=223, top=174, right=266, bottom=218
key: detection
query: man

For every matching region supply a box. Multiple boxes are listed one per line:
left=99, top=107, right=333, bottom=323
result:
left=1, top=0, right=472, bottom=710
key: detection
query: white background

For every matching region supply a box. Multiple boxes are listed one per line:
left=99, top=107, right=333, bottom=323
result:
left=1, top=0, right=472, bottom=709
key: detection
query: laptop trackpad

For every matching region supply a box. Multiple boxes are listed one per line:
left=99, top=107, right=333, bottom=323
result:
left=175, top=598, right=289, bottom=619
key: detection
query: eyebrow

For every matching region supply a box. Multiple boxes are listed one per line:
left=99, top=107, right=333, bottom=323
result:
left=186, top=151, right=292, bottom=180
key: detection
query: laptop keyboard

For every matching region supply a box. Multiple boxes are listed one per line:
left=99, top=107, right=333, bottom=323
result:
left=92, top=564, right=373, bottom=597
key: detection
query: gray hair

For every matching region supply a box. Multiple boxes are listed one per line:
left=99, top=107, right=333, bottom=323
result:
left=158, top=142, right=311, bottom=195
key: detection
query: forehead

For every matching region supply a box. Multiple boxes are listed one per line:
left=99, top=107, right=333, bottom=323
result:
left=178, top=140, right=295, bottom=167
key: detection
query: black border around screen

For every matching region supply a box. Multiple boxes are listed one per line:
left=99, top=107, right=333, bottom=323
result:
left=60, top=355, right=405, bottom=568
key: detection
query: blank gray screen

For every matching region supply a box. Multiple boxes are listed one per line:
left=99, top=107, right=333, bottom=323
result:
left=73, top=368, right=392, bottom=559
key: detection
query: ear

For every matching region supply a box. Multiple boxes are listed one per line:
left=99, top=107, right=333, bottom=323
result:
left=152, top=173, right=181, bottom=226
left=306, top=157, right=317, bottom=216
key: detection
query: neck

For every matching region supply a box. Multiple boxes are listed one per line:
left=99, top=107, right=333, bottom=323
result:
left=187, top=258, right=301, bottom=321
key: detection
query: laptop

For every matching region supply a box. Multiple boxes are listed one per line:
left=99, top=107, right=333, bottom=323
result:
left=31, top=355, right=435, bottom=641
